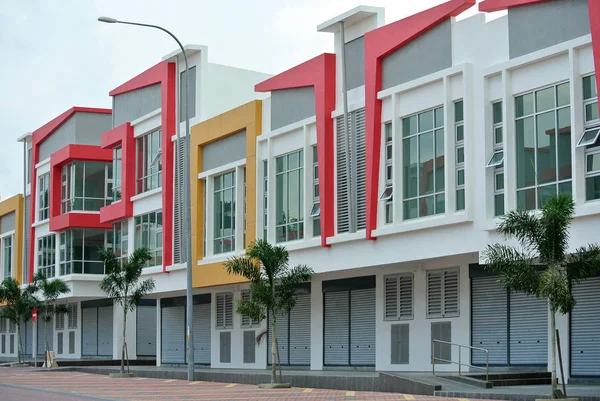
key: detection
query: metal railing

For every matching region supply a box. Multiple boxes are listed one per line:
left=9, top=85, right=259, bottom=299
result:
left=431, top=339, right=489, bottom=382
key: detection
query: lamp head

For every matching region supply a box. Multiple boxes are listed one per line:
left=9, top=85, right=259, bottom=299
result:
left=98, top=16, right=118, bottom=23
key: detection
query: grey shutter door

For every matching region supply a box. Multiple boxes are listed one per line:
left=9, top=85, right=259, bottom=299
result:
left=243, top=330, right=256, bottom=364
left=391, top=324, right=409, bottom=364
left=68, top=331, right=75, bottom=354
left=509, top=292, right=548, bottom=365
left=471, top=276, right=508, bottom=365
left=350, top=288, right=376, bottom=366
left=431, top=322, right=451, bottom=364
left=97, top=306, right=113, bottom=356
left=37, top=321, right=53, bottom=355
left=1, top=334, right=5, bottom=354
left=219, top=331, right=231, bottom=363
left=56, top=332, right=63, bottom=355
left=161, top=305, right=185, bottom=364
left=324, top=291, right=349, bottom=366
left=136, top=305, right=157, bottom=357
left=23, top=320, right=33, bottom=355
left=354, top=109, right=367, bottom=230
left=289, top=294, right=311, bottom=365
left=267, top=310, right=289, bottom=365
left=336, top=115, right=350, bottom=233
left=193, top=303, right=211, bottom=364
left=82, top=307, right=98, bottom=356
left=571, top=277, right=600, bottom=376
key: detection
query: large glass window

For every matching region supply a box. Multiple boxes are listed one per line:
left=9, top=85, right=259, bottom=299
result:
left=487, top=101, right=505, bottom=217
left=263, top=161, right=268, bottom=241
left=380, top=123, right=394, bottom=224
left=580, top=75, right=600, bottom=201
left=38, top=173, right=50, bottom=221
left=59, top=229, right=107, bottom=275
left=455, top=101, right=465, bottom=211
left=136, top=129, right=162, bottom=194
left=515, top=83, right=571, bottom=210
left=112, top=146, right=122, bottom=202
left=61, top=161, right=111, bottom=213
left=213, top=171, right=236, bottom=254
left=276, top=150, right=304, bottom=243
left=37, top=234, right=56, bottom=278
left=2, top=236, right=13, bottom=279
left=402, top=107, right=445, bottom=220
left=134, top=211, right=162, bottom=267
left=311, top=146, right=321, bottom=236
left=112, top=220, right=128, bottom=263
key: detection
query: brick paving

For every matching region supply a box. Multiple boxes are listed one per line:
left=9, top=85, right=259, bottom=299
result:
left=0, top=368, right=495, bottom=401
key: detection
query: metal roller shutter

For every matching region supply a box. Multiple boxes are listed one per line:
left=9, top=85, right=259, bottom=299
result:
left=324, top=291, right=349, bottom=366
left=37, top=321, right=53, bottom=356
left=289, top=294, right=311, bottom=365
left=136, top=305, right=156, bottom=357
left=22, top=320, right=33, bottom=356
left=82, top=307, right=98, bottom=356
left=193, top=303, right=211, bottom=365
left=350, top=288, right=376, bottom=366
left=267, top=310, right=289, bottom=365
left=161, top=306, right=185, bottom=364
left=510, top=292, right=547, bottom=365
left=571, top=277, right=600, bottom=376
left=471, top=276, right=508, bottom=365
left=97, top=306, right=113, bottom=357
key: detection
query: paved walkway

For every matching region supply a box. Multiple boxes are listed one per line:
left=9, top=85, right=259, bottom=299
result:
left=0, top=368, right=496, bottom=401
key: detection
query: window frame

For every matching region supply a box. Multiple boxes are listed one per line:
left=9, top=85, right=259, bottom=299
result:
left=312, top=145, right=321, bottom=237
left=212, top=170, right=236, bottom=255
left=134, top=210, right=163, bottom=268
left=59, top=229, right=109, bottom=275
left=112, top=146, right=122, bottom=202
left=1, top=234, right=14, bottom=279
left=426, top=268, right=460, bottom=319
left=275, top=149, right=304, bottom=243
left=215, top=292, right=234, bottom=330
left=37, top=234, right=56, bottom=278
left=136, top=129, right=163, bottom=194
left=38, top=173, right=50, bottom=221
left=455, top=100, right=465, bottom=211
left=381, top=122, right=394, bottom=224
left=384, top=273, right=414, bottom=321
left=112, top=220, right=129, bottom=263
left=60, top=161, right=111, bottom=213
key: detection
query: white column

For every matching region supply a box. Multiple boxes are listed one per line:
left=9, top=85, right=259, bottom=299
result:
left=569, top=48, right=586, bottom=207
left=503, top=70, right=516, bottom=212
left=310, top=279, right=323, bottom=370
left=230, top=288, right=243, bottom=367
left=551, top=311, right=570, bottom=384
left=205, top=177, right=214, bottom=257
left=156, top=298, right=162, bottom=366
left=444, top=76, right=457, bottom=213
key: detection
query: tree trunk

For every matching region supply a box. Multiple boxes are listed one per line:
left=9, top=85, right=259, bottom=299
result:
left=271, top=317, right=277, bottom=384
left=44, top=311, right=48, bottom=368
left=16, top=322, right=22, bottom=364
left=275, top=336, right=282, bottom=383
left=551, top=309, right=557, bottom=398
left=121, top=308, right=127, bottom=374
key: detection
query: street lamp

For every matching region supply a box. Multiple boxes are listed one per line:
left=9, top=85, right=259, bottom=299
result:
left=98, top=16, right=195, bottom=382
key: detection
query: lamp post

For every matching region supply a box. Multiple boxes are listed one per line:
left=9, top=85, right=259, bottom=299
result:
left=98, top=16, right=195, bottom=382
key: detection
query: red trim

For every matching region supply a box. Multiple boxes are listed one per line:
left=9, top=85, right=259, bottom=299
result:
left=109, top=62, right=165, bottom=96
left=100, top=123, right=135, bottom=224
left=255, top=54, right=336, bottom=248
left=50, top=214, right=112, bottom=232
left=28, top=108, right=111, bottom=282
left=364, top=0, right=475, bottom=240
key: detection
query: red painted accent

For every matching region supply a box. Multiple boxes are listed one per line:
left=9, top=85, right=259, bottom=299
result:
left=364, top=0, right=475, bottom=240
left=99, top=123, right=135, bottom=224
left=109, top=62, right=165, bottom=96
left=255, top=54, right=336, bottom=248
left=48, top=144, right=113, bottom=232
left=479, top=0, right=600, bottom=99
left=28, top=107, right=111, bottom=282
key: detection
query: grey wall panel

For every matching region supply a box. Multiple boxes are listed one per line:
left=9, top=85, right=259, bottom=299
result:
left=22, top=320, right=33, bottom=356
left=571, top=277, right=600, bottom=376
left=180, top=66, right=197, bottom=122
left=509, top=292, right=548, bottom=365
left=219, top=331, right=231, bottom=363
left=193, top=303, right=211, bottom=364
left=68, top=331, right=75, bottom=354
left=0, top=212, right=15, bottom=234
left=324, top=291, right=349, bottom=366
left=391, top=324, right=409, bottom=365
left=431, top=322, right=451, bottom=364
left=74, top=112, right=112, bottom=146
left=345, top=36, right=365, bottom=90
left=37, top=320, right=53, bottom=355
left=82, top=307, right=98, bottom=356
left=382, top=20, right=452, bottom=90
left=161, top=306, right=185, bottom=364
left=289, top=294, right=311, bottom=365
left=113, top=84, right=162, bottom=127
left=508, top=0, right=590, bottom=59
left=136, top=305, right=157, bottom=357
left=57, top=332, right=63, bottom=355
left=202, top=131, right=247, bottom=171
left=243, top=330, right=256, bottom=364
left=471, top=276, right=508, bottom=365
left=270, top=87, right=316, bottom=130
left=1, top=334, right=5, bottom=354
left=350, top=288, right=376, bottom=366
left=97, top=306, right=113, bottom=357
left=38, top=116, right=76, bottom=161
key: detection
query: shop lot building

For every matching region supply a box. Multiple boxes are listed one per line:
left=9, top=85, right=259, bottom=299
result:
left=1, top=0, right=600, bottom=384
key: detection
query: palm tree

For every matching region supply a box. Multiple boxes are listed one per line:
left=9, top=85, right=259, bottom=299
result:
left=484, top=193, right=600, bottom=397
left=32, top=271, right=70, bottom=366
left=98, top=248, right=155, bottom=375
left=224, top=239, right=313, bottom=385
left=0, top=277, right=39, bottom=364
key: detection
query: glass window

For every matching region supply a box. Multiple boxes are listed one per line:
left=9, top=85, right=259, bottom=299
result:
left=59, top=229, right=107, bottom=275
left=61, top=161, right=111, bottom=213
left=38, top=173, right=50, bottom=221
left=2, top=236, right=13, bottom=279
left=515, top=83, right=571, bottom=210
left=382, top=123, right=394, bottom=224
left=213, top=171, right=236, bottom=254
left=455, top=101, right=465, bottom=211
left=112, top=220, right=128, bottom=263
left=490, top=101, right=504, bottom=216
left=136, top=129, right=162, bottom=194
left=26, top=147, right=32, bottom=185
left=37, top=234, right=55, bottom=278
left=112, top=146, right=122, bottom=202
left=402, top=107, right=445, bottom=220
left=263, top=161, right=268, bottom=241
left=276, top=150, right=304, bottom=242
left=583, top=74, right=598, bottom=123
left=312, top=146, right=321, bottom=236
left=134, top=211, right=163, bottom=267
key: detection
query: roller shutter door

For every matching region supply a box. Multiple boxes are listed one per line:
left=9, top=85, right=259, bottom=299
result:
left=161, top=305, right=185, bottom=364
left=324, top=291, right=349, bottom=366
left=22, top=320, right=33, bottom=356
left=571, top=277, right=600, bottom=376
left=510, top=292, right=548, bottom=365
left=193, top=303, right=211, bottom=365
left=97, top=306, right=113, bottom=356
left=136, top=305, right=156, bottom=357
left=289, top=294, right=311, bottom=365
left=82, top=307, right=98, bottom=356
left=267, top=310, right=289, bottom=365
left=37, top=321, right=53, bottom=356
left=350, top=288, right=376, bottom=366
left=471, top=276, right=508, bottom=365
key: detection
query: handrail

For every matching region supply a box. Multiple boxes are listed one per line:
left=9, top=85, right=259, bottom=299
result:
left=431, top=339, right=489, bottom=382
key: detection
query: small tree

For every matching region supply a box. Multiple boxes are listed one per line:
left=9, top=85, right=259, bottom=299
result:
left=0, top=277, right=39, bottom=364
left=484, top=193, right=600, bottom=397
left=224, top=239, right=313, bottom=384
left=32, top=271, right=70, bottom=366
left=98, top=248, right=155, bottom=374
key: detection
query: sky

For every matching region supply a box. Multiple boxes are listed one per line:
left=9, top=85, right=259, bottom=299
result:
left=0, top=0, right=494, bottom=200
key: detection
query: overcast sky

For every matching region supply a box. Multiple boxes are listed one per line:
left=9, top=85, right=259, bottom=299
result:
left=0, top=0, right=493, bottom=200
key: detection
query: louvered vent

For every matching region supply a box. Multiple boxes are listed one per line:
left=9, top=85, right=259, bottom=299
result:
left=241, top=290, right=254, bottom=328
left=216, top=293, right=233, bottom=329
left=443, top=269, right=460, bottom=316
left=336, top=115, right=350, bottom=233
left=354, top=109, right=367, bottom=230
left=385, top=274, right=413, bottom=321
left=56, top=312, right=65, bottom=330
left=427, top=271, right=443, bottom=318
left=23, top=195, right=31, bottom=284
left=173, top=138, right=187, bottom=264
left=427, top=269, right=460, bottom=318
left=67, top=304, right=78, bottom=329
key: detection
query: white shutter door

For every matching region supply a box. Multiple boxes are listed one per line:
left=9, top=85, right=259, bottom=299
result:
left=193, top=303, right=211, bottom=365
left=82, top=307, right=98, bottom=356
left=289, top=294, right=311, bottom=365
left=324, top=291, right=349, bottom=366
left=509, top=292, right=547, bottom=365
left=571, top=277, right=600, bottom=376
left=97, top=306, right=113, bottom=356
left=136, top=305, right=157, bottom=357
left=443, top=270, right=459, bottom=317
left=427, top=271, right=443, bottom=318
left=384, top=276, right=398, bottom=320
left=354, top=109, right=367, bottom=230
left=161, top=305, right=185, bottom=364
left=350, top=288, right=376, bottom=366
left=471, top=276, right=508, bottom=365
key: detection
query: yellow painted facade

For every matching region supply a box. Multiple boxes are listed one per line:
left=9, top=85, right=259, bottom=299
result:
left=190, top=100, right=262, bottom=288
left=0, top=194, right=24, bottom=285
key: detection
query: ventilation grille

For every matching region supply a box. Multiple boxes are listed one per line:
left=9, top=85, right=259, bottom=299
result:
left=427, top=269, right=460, bottom=318
left=384, top=274, right=413, bottom=321
left=174, top=138, right=187, bottom=264
left=336, top=115, right=350, bottom=234
left=216, top=293, right=233, bottom=329
left=355, top=109, right=367, bottom=230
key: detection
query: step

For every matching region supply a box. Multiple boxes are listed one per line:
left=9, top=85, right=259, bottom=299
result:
left=491, top=377, right=552, bottom=387
left=470, top=371, right=551, bottom=381
left=440, top=375, right=493, bottom=389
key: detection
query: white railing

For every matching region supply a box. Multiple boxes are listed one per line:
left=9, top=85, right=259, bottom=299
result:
left=431, top=339, right=489, bottom=382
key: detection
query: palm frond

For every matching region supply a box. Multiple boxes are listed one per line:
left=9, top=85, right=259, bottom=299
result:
left=539, top=265, right=574, bottom=314
left=224, top=256, right=260, bottom=282
left=498, top=208, right=541, bottom=253
left=483, top=244, right=540, bottom=295
left=567, top=244, right=600, bottom=282
left=537, top=193, right=574, bottom=265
